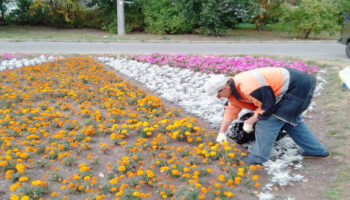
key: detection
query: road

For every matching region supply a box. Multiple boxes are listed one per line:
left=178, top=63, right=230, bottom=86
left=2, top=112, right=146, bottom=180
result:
left=0, top=41, right=349, bottom=61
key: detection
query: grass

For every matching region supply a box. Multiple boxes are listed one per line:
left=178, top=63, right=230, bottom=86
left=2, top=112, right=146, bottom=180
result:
left=0, top=25, right=338, bottom=42
left=317, top=60, right=350, bottom=200
left=327, top=166, right=350, bottom=200
left=235, top=23, right=283, bottom=30
left=328, top=129, right=340, bottom=135
left=326, top=189, right=340, bottom=200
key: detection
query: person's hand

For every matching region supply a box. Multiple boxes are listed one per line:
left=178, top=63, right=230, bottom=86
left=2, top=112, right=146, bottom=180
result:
left=216, top=132, right=227, bottom=144
left=243, top=122, right=254, bottom=133
left=243, top=115, right=258, bottom=133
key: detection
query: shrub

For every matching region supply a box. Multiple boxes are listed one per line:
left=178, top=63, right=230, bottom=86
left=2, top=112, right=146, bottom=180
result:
left=334, top=0, right=350, bottom=25
left=5, top=0, right=38, bottom=25
left=198, top=0, right=246, bottom=35
left=29, top=0, right=84, bottom=28
left=125, top=0, right=145, bottom=32
left=198, top=0, right=223, bottom=35
left=249, top=0, right=283, bottom=31
left=142, top=0, right=193, bottom=34
left=0, top=0, right=9, bottom=24
left=86, top=0, right=145, bottom=33
left=278, top=0, right=339, bottom=38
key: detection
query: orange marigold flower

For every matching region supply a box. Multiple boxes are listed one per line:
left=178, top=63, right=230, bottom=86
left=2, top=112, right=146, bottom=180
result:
left=110, top=178, right=118, bottom=185
left=31, top=180, right=42, bottom=186
left=9, top=182, right=21, bottom=191
left=119, top=165, right=126, bottom=172
left=15, top=163, right=25, bottom=174
left=10, top=194, right=19, bottom=200
left=206, top=168, right=212, bottom=173
left=218, top=175, right=225, bottom=182
left=252, top=175, right=259, bottom=181
left=234, top=177, right=241, bottom=185
left=51, top=192, right=59, bottom=197
left=249, top=165, right=257, bottom=171
left=224, top=191, right=234, bottom=197
left=73, top=174, right=80, bottom=180
left=20, top=196, right=30, bottom=200
left=19, top=176, right=29, bottom=182
left=255, top=182, right=260, bottom=188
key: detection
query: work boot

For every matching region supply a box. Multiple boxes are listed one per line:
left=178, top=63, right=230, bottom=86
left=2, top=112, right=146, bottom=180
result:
left=241, top=156, right=262, bottom=165
left=301, top=151, right=330, bottom=160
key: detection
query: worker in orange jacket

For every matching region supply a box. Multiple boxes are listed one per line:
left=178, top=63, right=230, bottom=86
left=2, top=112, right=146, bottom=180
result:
left=205, top=67, right=329, bottom=165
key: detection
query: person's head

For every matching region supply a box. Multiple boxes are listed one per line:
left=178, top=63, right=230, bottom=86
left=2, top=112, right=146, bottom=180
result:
left=205, top=75, right=231, bottom=99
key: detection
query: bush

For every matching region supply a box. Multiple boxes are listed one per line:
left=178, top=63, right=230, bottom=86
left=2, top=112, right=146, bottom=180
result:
left=86, top=0, right=145, bottom=33
left=249, top=0, right=283, bottom=31
left=179, top=0, right=245, bottom=35
left=198, top=0, right=247, bottom=35
left=0, top=0, right=9, bottom=24
left=334, top=0, right=350, bottom=25
left=142, top=0, right=193, bottom=34
left=29, top=0, right=84, bottom=28
left=5, top=0, right=38, bottom=25
left=278, top=0, right=339, bottom=38
left=198, top=0, right=222, bottom=35
left=125, top=0, right=145, bottom=32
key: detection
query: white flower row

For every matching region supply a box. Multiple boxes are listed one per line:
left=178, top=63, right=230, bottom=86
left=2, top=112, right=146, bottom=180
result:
left=0, top=55, right=58, bottom=71
left=97, top=56, right=227, bottom=127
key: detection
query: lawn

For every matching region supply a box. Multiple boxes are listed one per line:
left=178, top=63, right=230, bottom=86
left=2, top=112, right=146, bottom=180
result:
left=0, top=25, right=338, bottom=42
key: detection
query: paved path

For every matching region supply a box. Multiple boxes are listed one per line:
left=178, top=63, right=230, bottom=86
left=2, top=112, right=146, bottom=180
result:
left=1, top=41, right=349, bottom=61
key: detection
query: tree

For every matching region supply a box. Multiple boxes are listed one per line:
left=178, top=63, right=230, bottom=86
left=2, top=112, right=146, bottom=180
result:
left=183, top=0, right=249, bottom=35
left=334, top=0, right=350, bottom=25
left=248, top=0, right=283, bottom=31
left=250, top=0, right=269, bottom=31
left=29, top=0, right=83, bottom=27
left=278, top=0, right=339, bottom=38
left=85, top=0, right=144, bottom=33
left=6, top=0, right=35, bottom=25
left=141, top=0, right=192, bottom=34
left=0, top=0, right=9, bottom=23
left=203, top=0, right=251, bottom=35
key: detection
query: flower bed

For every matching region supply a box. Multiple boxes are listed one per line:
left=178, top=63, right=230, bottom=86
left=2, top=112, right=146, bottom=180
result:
left=99, top=54, right=325, bottom=200
left=0, top=53, right=23, bottom=61
left=0, top=57, right=261, bottom=200
left=131, top=53, right=318, bottom=75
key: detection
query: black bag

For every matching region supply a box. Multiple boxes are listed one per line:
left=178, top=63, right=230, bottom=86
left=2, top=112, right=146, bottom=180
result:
left=227, top=112, right=288, bottom=144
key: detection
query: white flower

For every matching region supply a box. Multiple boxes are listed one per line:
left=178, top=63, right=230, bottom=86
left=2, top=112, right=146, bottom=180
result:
left=258, top=192, right=274, bottom=200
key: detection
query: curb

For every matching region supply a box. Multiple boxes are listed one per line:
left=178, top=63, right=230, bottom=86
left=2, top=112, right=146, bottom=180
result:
left=0, top=39, right=338, bottom=44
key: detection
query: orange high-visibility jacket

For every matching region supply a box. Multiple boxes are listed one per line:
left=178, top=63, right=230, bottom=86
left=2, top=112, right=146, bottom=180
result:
left=223, top=67, right=290, bottom=121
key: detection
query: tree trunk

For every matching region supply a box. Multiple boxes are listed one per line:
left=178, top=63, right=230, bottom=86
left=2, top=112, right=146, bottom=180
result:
left=0, top=11, right=4, bottom=25
left=256, top=20, right=263, bottom=32
left=303, top=29, right=312, bottom=39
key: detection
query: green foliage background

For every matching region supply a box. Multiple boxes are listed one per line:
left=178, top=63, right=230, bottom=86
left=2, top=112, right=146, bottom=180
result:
left=279, top=0, right=340, bottom=38
left=1, top=0, right=349, bottom=37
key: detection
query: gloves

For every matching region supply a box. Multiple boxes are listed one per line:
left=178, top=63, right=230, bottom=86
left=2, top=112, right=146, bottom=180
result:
left=243, top=122, right=254, bottom=133
left=216, top=132, right=227, bottom=144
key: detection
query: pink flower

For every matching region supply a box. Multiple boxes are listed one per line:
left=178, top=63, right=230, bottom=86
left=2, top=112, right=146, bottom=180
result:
left=130, top=53, right=318, bottom=75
